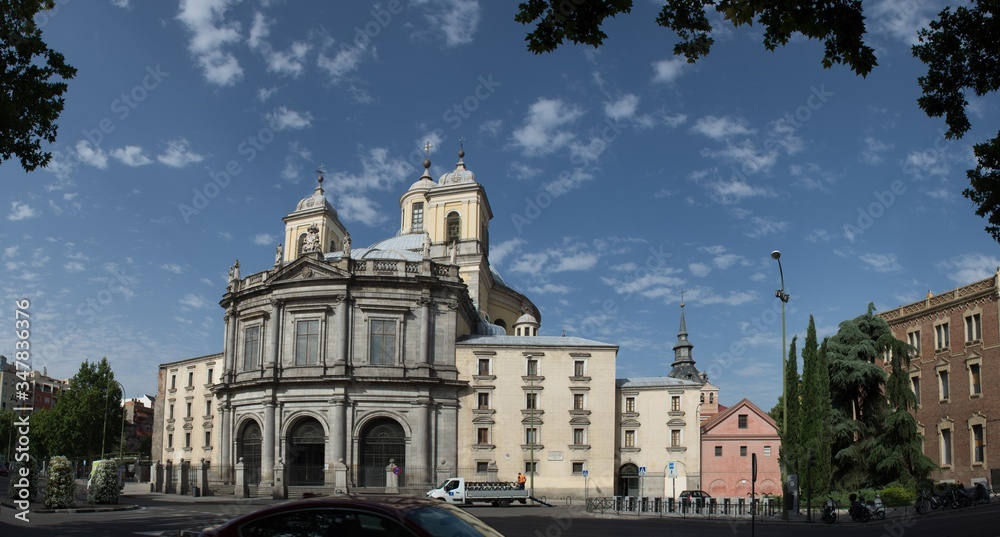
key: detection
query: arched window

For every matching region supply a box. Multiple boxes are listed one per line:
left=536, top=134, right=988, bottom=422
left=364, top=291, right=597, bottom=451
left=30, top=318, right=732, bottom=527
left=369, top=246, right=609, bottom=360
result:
left=296, top=233, right=307, bottom=257
left=446, top=212, right=461, bottom=243
left=709, top=393, right=714, bottom=404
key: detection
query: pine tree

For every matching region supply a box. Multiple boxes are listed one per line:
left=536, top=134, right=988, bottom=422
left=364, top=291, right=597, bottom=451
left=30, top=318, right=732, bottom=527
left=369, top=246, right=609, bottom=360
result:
left=779, top=336, right=801, bottom=480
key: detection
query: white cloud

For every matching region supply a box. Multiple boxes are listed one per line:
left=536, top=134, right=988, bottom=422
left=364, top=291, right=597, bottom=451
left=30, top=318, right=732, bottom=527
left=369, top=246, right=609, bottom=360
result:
left=8, top=202, right=38, bottom=221
left=651, top=57, right=688, bottom=84
left=604, top=94, right=639, bottom=121
left=248, top=12, right=310, bottom=77
left=253, top=233, right=275, bottom=246
left=161, top=263, right=185, bottom=274
left=662, top=113, right=688, bottom=128
left=529, top=283, right=571, bottom=294
left=257, top=86, right=278, bottom=102
left=508, top=161, right=541, bottom=181
left=317, top=37, right=373, bottom=83
left=707, top=177, right=770, bottom=203
left=416, top=0, right=481, bottom=47
left=480, top=119, right=503, bottom=137
left=543, top=168, right=593, bottom=197
left=745, top=216, right=789, bottom=238
left=512, top=98, right=583, bottom=156
left=692, top=115, right=754, bottom=141
left=157, top=139, right=205, bottom=168
left=3, top=246, right=17, bottom=258
left=179, top=293, right=210, bottom=309
left=335, top=193, right=383, bottom=227
left=861, top=135, right=892, bottom=165
left=176, top=0, right=244, bottom=86
left=64, top=261, right=85, bottom=273
left=689, top=263, right=711, bottom=277
left=702, top=140, right=778, bottom=174
left=712, top=254, right=743, bottom=269
left=110, top=145, right=153, bottom=167
left=267, top=106, right=314, bottom=131
left=489, top=238, right=524, bottom=266
left=75, top=141, right=108, bottom=169
left=904, top=149, right=950, bottom=179
left=868, top=0, right=937, bottom=45
left=859, top=252, right=902, bottom=273
left=937, top=253, right=1000, bottom=286
left=551, top=252, right=598, bottom=272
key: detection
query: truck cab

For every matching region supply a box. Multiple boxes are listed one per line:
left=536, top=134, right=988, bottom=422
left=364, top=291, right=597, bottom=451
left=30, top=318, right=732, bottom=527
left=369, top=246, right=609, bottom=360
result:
left=427, top=478, right=466, bottom=504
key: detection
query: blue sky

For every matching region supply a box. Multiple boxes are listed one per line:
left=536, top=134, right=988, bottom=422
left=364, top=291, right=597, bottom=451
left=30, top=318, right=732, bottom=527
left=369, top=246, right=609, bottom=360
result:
left=2, top=1, right=998, bottom=409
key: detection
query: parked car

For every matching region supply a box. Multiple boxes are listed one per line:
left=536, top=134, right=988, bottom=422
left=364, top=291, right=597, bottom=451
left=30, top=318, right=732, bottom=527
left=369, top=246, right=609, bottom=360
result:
left=198, top=495, right=506, bottom=537
left=679, top=490, right=712, bottom=507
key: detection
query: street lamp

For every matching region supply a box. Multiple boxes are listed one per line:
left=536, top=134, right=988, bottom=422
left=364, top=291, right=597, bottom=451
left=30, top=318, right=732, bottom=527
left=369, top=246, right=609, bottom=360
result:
left=101, top=379, right=126, bottom=461
left=771, top=250, right=790, bottom=518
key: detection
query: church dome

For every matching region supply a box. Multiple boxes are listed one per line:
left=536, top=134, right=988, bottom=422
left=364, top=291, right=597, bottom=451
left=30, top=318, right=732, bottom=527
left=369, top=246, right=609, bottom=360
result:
left=408, top=158, right=437, bottom=191
left=438, top=149, right=475, bottom=185
left=294, top=176, right=337, bottom=215
left=348, top=233, right=425, bottom=262
left=515, top=312, right=538, bottom=325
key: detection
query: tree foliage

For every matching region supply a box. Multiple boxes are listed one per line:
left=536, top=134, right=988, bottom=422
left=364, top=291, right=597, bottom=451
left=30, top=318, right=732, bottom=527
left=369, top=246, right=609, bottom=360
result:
left=778, top=335, right=800, bottom=477
left=38, top=358, right=123, bottom=462
left=826, top=304, right=934, bottom=489
left=799, top=317, right=832, bottom=497
left=515, top=0, right=1000, bottom=243
left=0, top=0, right=77, bottom=172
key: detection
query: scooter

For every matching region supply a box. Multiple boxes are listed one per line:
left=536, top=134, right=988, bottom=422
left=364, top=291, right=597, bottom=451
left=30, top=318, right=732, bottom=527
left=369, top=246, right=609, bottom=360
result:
left=866, top=493, right=886, bottom=520
left=821, top=495, right=838, bottom=524
left=848, top=493, right=870, bottom=522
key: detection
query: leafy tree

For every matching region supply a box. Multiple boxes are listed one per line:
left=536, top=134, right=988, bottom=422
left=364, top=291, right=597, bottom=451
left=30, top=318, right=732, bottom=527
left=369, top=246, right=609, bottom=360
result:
left=779, top=336, right=801, bottom=479
left=825, top=304, right=933, bottom=489
left=0, top=0, right=77, bottom=172
left=515, top=1, right=1000, bottom=243
left=44, top=455, right=75, bottom=509
left=37, top=358, right=123, bottom=462
left=799, top=318, right=832, bottom=497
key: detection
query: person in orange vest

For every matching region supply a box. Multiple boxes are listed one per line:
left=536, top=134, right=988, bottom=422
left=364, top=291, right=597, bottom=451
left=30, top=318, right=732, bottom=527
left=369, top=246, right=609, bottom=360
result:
left=517, top=472, right=526, bottom=489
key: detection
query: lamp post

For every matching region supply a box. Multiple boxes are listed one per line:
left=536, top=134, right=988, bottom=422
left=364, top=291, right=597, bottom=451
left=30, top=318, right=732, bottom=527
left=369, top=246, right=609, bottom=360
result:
left=101, top=379, right=126, bottom=460
left=771, top=250, right=790, bottom=518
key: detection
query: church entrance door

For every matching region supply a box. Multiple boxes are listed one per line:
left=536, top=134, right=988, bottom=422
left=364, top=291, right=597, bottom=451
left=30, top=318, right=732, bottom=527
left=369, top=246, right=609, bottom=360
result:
left=237, top=422, right=262, bottom=486
left=287, top=418, right=325, bottom=486
left=359, top=418, right=406, bottom=487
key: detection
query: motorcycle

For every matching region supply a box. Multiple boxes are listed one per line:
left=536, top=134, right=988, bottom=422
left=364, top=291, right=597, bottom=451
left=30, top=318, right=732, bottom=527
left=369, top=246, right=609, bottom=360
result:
left=821, top=495, right=838, bottom=524
left=915, top=488, right=941, bottom=514
left=848, top=493, right=871, bottom=522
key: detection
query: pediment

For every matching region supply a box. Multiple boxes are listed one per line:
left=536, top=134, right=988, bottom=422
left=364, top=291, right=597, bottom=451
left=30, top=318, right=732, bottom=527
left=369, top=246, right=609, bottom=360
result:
left=272, top=256, right=350, bottom=283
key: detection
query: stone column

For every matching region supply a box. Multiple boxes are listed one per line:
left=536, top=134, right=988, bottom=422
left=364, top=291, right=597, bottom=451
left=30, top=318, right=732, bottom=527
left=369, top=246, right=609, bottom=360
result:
left=337, top=296, right=349, bottom=365
left=273, top=459, right=286, bottom=499
left=234, top=458, right=245, bottom=499
left=418, top=297, right=431, bottom=368
left=223, top=310, right=237, bottom=381
left=330, top=397, right=346, bottom=464
left=164, top=460, right=175, bottom=494
left=262, top=400, right=276, bottom=488
left=153, top=461, right=163, bottom=493
left=411, top=399, right=430, bottom=486
left=220, top=403, right=232, bottom=484
left=266, top=299, right=282, bottom=372
left=179, top=459, right=189, bottom=495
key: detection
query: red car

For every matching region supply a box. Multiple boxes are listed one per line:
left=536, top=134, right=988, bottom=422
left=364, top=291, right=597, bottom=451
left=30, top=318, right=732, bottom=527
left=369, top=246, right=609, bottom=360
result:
left=198, top=495, right=506, bottom=537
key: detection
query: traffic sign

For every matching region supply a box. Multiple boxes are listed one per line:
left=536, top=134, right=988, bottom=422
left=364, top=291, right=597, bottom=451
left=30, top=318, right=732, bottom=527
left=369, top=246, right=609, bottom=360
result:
left=582, top=470, right=589, bottom=477
left=667, top=461, right=677, bottom=478
left=638, top=466, right=646, bottom=477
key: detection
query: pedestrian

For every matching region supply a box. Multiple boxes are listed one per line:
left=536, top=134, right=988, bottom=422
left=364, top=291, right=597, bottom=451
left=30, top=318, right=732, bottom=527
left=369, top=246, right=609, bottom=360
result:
left=517, top=472, right=526, bottom=490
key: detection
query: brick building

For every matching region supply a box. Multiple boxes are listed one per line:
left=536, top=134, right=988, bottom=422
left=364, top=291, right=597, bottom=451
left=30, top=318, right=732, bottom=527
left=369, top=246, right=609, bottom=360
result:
left=699, top=398, right=781, bottom=498
left=880, top=269, right=999, bottom=487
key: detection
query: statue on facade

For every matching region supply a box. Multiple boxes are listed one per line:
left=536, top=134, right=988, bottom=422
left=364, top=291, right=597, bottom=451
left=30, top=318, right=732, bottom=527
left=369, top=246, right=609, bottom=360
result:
left=228, top=259, right=240, bottom=282
left=302, top=224, right=320, bottom=253
left=275, top=244, right=283, bottom=266
left=342, top=233, right=351, bottom=256
left=422, top=234, right=430, bottom=258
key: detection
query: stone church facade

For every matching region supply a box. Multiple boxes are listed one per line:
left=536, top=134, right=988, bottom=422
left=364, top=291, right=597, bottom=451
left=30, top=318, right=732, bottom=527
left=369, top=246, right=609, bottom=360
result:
left=151, top=151, right=621, bottom=498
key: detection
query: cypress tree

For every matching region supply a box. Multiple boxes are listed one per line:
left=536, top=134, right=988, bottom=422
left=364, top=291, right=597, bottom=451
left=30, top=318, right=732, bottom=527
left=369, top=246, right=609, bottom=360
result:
left=780, top=336, right=801, bottom=479
left=799, top=317, right=832, bottom=498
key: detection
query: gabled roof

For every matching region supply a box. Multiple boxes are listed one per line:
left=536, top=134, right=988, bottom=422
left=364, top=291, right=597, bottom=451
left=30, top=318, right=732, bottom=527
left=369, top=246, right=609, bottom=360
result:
left=700, top=397, right=778, bottom=434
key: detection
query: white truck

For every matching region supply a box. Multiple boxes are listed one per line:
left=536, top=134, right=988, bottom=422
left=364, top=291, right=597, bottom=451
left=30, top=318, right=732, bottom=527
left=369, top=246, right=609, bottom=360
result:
left=427, top=477, right=529, bottom=507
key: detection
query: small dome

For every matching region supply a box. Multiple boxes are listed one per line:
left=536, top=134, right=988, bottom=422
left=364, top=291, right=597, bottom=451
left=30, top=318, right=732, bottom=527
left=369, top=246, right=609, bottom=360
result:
left=515, top=312, right=538, bottom=325
left=408, top=176, right=437, bottom=191
left=475, top=319, right=507, bottom=336
left=439, top=149, right=475, bottom=185
left=294, top=176, right=337, bottom=215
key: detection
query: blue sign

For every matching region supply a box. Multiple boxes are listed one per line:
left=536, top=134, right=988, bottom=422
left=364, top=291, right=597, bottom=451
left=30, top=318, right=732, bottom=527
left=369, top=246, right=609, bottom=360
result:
left=582, top=470, right=589, bottom=477
left=392, top=466, right=402, bottom=476
left=639, top=466, right=646, bottom=476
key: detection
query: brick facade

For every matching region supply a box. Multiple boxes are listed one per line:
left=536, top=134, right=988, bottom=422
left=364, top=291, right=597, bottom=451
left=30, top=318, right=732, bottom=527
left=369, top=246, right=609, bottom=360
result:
left=880, top=270, right=1000, bottom=487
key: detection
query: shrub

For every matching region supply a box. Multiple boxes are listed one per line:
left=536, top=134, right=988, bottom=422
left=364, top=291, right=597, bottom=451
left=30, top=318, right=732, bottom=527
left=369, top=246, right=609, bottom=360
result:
left=6, top=456, right=39, bottom=502
left=44, top=456, right=76, bottom=509
left=87, top=460, right=121, bottom=504
left=878, top=484, right=916, bottom=507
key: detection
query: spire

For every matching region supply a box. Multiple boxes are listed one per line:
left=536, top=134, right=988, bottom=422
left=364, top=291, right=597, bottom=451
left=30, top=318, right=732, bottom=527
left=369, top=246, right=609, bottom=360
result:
left=315, top=165, right=326, bottom=194
left=668, top=298, right=703, bottom=383
left=421, top=141, right=432, bottom=180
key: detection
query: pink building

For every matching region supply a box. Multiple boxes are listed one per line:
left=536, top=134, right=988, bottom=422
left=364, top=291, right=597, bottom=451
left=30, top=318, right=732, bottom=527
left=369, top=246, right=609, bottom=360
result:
left=700, top=398, right=781, bottom=498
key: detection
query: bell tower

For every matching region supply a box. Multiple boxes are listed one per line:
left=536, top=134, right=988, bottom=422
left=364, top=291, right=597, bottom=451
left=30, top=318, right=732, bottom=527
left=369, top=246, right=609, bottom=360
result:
left=282, top=172, right=349, bottom=262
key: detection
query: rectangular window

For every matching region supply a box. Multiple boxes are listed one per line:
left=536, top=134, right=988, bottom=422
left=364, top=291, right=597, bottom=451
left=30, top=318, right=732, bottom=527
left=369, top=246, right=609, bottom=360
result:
left=477, top=392, right=490, bottom=410
left=572, top=462, right=585, bottom=474
left=573, top=428, right=585, bottom=445
left=740, top=446, right=748, bottom=457
left=941, top=429, right=953, bottom=466
left=715, top=446, right=722, bottom=457
left=243, top=325, right=261, bottom=370
left=205, top=431, right=211, bottom=447
left=935, top=323, right=950, bottom=350
left=411, top=202, right=424, bottom=232
left=624, top=430, right=635, bottom=448
left=525, top=428, right=538, bottom=445
left=526, top=358, right=538, bottom=376
left=970, top=364, right=982, bottom=395
left=477, top=427, right=490, bottom=445
left=671, top=396, right=680, bottom=411
left=207, top=368, right=214, bottom=384
left=671, top=430, right=681, bottom=447
left=738, top=414, right=748, bottom=429
left=170, top=375, right=176, bottom=390
left=939, top=370, right=950, bottom=400
left=477, top=358, right=490, bottom=376
left=476, top=461, right=489, bottom=473
left=187, top=371, right=194, bottom=386
left=912, top=376, right=921, bottom=405
left=625, top=397, right=635, bottom=413
left=525, top=392, right=538, bottom=410
left=973, top=424, right=985, bottom=464
left=574, top=360, right=585, bottom=377
left=908, top=330, right=921, bottom=356
left=966, top=313, right=982, bottom=342
left=573, top=393, right=585, bottom=410
left=369, top=319, right=395, bottom=366
left=167, top=433, right=173, bottom=448
left=525, top=461, right=537, bottom=475
left=185, top=432, right=191, bottom=448
left=185, top=402, right=191, bottom=417
left=169, top=404, right=174, bottom=420
left=764, top=446, right=771, bottom=457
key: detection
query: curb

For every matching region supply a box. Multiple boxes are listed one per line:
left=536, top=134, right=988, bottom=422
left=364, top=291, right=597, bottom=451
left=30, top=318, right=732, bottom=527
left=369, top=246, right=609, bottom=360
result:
left=0, top=500, right=142, bottom=513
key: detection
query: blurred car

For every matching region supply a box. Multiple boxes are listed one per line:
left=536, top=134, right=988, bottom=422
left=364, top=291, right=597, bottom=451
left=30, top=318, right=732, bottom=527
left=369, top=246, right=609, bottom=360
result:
left=679, top=490, right=711, bottom=507
left=198, top=494, right=506, bottom=537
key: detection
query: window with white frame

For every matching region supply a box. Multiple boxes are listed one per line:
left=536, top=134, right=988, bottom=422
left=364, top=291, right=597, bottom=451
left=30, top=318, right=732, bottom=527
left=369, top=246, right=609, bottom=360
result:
left=185, top=402, right=191, bottom=418
left=624, top=429, right=635, bottom=448
left=573, top=393, right=585, bottom=410
left=185, top=432, right=191, bottom=448
left=526, top=358, right=539, bottom=376
left=205, top=400, right=212, bottom=417
left=972, top=423, right=985, bottom=464
left=970, top=362, right=982, bottom=395
left=204, top=431, right=211, bottom=447
left=411, top=202, right=424, bottom=232
left=477, top=392, right=490, bottom=410
left=167, top=433, right=173, bottom=448
left=966, top=312, right=982, bottom=342
left=908, top=329, right=921, bottom=356
left=573, top=428, right=585, bottom=445
left=525, top=427, right=538, bottom=445
left=187, top=371, right=194, bottom=386
left=477, top=427, right=490, bottom=445
left=911, top=375, right=921, bottom=406
left=243, top=325, right=261, bottom=370
left=670, top=429, right=681, bottom=447
left=572, top=462, right=585, bottom=474
left=935, top=322, right=950, bottom=350
left=524, top=461, right=537, bottom=475
left=477, top=358, right=491, bottom=376
left=525, top=392, right=538, bottom=410
left=573, top=360, right=585, bottom=377
left=295, top=320, right=320, bottom=365
left=941, top=427, right=953, bottom=466
left=369, top=319, right=396, bottom=366
left=671, top=396, right=680, bottom=411
left=625, top=397, right=635, bottom=413
left=764, top=445, right=771, bottom=457
left=939, top=369, right=950, bottom=401
left=169, top=404, right=174, bottom=420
